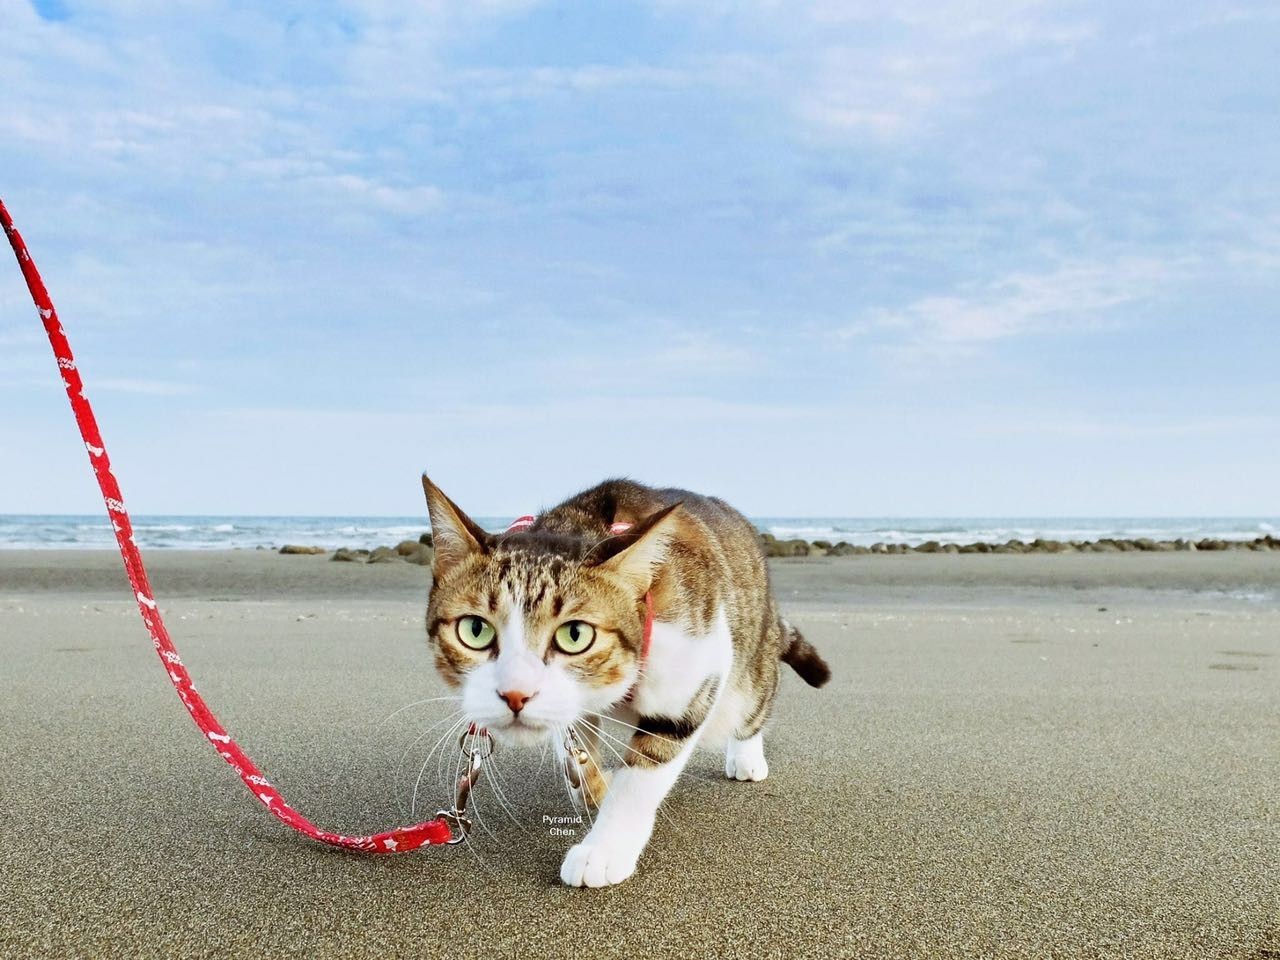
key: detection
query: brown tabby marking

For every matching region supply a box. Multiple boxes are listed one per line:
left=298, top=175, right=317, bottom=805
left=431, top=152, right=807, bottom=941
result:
left=422, top=476, right=829, bottom=776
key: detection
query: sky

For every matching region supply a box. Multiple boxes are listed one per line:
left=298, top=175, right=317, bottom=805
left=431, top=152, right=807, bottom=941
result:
left=1, top=0, right=1277, bottom=518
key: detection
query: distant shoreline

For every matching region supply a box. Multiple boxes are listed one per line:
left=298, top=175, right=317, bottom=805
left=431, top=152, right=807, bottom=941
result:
left=756, top=532, right=1280, bottom=557
left=280, top=531, right=1280, bottom=565
left=2, top=514, right=1276, bottom=553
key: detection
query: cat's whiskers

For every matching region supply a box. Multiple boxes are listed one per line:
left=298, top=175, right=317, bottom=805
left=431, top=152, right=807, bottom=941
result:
left=565, top=723, right=598, bottom=833
left=479, top=748, right=532, bottom=833
left=395, top=707, right=467, bottom=789
left=411, top=714, right=468, bottom=817
left=585, top=711, right=724, bottom=790
left=393, top=709, right=464, bottom=819
left=552, top=723, right=591, bottom=827
left=581, top=717, right=643, bottom=760
left=583, top=710, right=680, bottom=747
left=538, top=731, right=552, bottom=768
left=449, top=721, right=494, bottom=870
left=457, top=731, right=503, bottom=849
left=375, top=695, right=461, bottom=728
left=582, top=718, right=684, bottom=833
left=569, top=720, right=607, bottom=830
left=573, top=719, right=615, bottom=807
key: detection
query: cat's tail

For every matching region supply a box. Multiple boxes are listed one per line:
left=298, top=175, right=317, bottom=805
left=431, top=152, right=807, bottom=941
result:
left=779, top=618, right=830, bottom=688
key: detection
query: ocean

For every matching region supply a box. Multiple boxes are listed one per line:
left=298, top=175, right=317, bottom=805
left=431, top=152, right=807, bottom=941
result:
left=0, top=515, right=1274, bottom=551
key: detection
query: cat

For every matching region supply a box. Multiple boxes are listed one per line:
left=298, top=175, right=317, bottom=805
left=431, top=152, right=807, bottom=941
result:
left=421, top=474, right=830, bottom=887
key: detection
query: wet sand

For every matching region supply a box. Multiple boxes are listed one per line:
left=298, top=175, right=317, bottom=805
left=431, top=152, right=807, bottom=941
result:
left=2, top=550, right=1277, bottom=959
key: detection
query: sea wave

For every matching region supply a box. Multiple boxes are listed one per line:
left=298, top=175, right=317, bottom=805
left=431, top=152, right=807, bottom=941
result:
left=1, top=515, right=1277, bottom=550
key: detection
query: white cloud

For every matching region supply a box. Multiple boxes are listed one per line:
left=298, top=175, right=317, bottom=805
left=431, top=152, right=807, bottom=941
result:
left=306, top=174, right=444, bottom=215
left=653, top=0, right=1096, bottom=139
left=858, top=258, right=1175, bottom=356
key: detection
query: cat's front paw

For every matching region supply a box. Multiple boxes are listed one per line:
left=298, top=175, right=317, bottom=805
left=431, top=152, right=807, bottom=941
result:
left=560, top=837, right=641, bottom=888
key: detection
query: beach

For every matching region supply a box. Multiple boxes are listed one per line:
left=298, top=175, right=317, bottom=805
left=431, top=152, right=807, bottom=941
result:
left=1, top=549, right=1277, bottom=959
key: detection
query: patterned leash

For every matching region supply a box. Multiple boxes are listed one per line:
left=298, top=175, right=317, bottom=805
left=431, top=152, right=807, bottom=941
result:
left=0, top=197, right=487, bottom=853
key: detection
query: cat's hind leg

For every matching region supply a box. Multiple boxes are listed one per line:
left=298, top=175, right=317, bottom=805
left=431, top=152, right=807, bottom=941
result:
left=724, top=731, right=769, bottom=781
left=723, top=647, right=779, bottom=782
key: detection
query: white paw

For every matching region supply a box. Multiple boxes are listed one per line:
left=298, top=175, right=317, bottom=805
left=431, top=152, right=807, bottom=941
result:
left=724, top=734, right=769, bottom=781
left=560, top=837, right=642, bottom=888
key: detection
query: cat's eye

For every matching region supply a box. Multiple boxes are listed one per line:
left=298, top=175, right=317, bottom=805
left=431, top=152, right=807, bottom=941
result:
left=553, top=621, right=596, bottom=655
left=456, top=615, right=497, bottom=651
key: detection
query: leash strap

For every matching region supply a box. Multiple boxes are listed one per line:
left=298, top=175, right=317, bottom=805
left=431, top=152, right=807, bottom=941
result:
left=1, top=198, right=452, bottom=852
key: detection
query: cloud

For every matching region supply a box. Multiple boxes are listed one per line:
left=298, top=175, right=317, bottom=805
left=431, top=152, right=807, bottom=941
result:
left=654, top=0, right=1097, bottom=139
left=856, top=257, right=1176, bottom=358
left=305, top=174, right=444, bottom=215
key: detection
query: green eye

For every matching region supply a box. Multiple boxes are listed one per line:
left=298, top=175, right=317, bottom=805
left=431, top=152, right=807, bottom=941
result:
left=456, top=616, right=496, bottom=651
left=554, top=621, right=596, bottom=655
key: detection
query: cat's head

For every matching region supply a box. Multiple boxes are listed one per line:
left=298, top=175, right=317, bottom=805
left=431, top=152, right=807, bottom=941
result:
left=421, top=475, right=678, bottom=746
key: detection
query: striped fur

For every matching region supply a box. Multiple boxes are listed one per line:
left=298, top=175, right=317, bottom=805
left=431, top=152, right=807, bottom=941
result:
left=421, top=475, right=830, bottom=886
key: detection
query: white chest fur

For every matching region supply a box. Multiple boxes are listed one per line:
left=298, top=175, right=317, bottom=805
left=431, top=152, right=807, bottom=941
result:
left=628, top=605, right=733, bottom=720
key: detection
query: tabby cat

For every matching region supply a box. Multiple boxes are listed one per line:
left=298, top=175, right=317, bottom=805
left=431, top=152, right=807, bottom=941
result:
left=422, top=475, right=830, bottom=887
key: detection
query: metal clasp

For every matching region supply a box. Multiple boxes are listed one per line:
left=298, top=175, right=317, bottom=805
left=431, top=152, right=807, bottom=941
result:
left=563, top=725, right=590, bottom=791
left=436, top=724, right=493, bottom=844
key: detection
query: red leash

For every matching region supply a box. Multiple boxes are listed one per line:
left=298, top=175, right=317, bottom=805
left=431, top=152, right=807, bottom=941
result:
left=1, top=198, right=454, bottom=852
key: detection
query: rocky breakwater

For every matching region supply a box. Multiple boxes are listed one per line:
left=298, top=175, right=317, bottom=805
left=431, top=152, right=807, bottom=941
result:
left=283, top=533, right=436, bottom=565
left=757, top=532, right=1280, bottom=558
left=282, top=531, right=1280, bottom=562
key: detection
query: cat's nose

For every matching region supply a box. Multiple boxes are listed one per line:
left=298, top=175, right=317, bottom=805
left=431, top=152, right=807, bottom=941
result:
left=498, top=689, right=534, bottom=715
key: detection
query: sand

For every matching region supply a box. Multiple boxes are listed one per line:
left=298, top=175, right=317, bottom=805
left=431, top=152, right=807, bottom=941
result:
left=1, top=550, right=1277, bottom=959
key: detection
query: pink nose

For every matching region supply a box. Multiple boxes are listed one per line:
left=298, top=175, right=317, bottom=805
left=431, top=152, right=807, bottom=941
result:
left=498, top=690, right=533, bottom=715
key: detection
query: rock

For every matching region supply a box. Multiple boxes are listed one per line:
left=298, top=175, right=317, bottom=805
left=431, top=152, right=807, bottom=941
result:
left=368, top=546, right=404, bottom=564
left=762, top=538, right=810, bottom=558
left=1091, top=541, right=1120, bottom=552
left=280, top=544, right=326, bottom=555
left=869, top=542, right=889, bottom=554
left=916, top=540, right=942, bottom=553
left=813, top=540, right=833, bottom=551
left=787, top=539, right=812, bottom=557
left=1133, top=538, right=1158, bottom=552
left=419, top=532, right=434, bottom=546
left=1031, top=538, right=1071, bottom=553
left=941, top=543, right=960, bottom=554
left=1005, top=539, right=1027, bottom=553
left=331, top=548, right=370, bottom=562
left=396, top=539, right=423, bottom=556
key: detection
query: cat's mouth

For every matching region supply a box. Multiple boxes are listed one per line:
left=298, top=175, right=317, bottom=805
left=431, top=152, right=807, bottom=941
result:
left=488, top=714, right=552, bottom=746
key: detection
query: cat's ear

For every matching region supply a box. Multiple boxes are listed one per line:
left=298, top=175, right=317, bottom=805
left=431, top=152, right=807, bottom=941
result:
left=587, top=502, right=683, bottom=594
left=421, top=473, right=490, bottom=578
